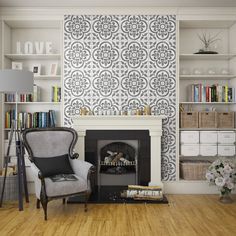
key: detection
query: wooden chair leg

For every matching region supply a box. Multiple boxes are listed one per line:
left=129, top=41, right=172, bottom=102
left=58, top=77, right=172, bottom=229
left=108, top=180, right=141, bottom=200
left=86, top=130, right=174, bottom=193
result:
left=84, top=192, right=90, bottom=212
left=36, top=199, right=40, bottom=209
left=40, top=198, right=48, bottom=221
left=62, top=198, right=66, bottom=204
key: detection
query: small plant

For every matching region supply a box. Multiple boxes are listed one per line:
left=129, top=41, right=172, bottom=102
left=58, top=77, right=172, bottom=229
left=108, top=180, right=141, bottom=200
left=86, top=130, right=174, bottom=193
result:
left=197, top=31, right=221, bottom=52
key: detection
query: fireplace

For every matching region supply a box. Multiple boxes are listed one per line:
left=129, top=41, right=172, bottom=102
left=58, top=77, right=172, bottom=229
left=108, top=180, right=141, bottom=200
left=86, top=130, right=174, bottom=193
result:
left=72, top=116, right=164, bottom=188
left=85, top=131, right=150, bottom=186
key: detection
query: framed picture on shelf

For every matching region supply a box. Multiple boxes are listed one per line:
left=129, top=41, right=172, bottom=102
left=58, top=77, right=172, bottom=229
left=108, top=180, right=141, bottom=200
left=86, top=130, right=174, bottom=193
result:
left=12, top=61, right=23, bottom=70
left=49, top=63, right=58, bottom=76
left=32, top=64, right=41, bottom=76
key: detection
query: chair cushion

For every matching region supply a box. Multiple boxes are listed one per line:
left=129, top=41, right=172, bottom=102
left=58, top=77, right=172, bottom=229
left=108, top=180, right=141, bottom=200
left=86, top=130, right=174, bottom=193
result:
left=44, top=175, right=87, bottom=197
left=34, top=154, right=74, bottom=177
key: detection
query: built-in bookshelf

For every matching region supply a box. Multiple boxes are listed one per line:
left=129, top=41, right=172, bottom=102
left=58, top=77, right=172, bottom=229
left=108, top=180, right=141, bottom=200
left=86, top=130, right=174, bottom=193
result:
left=0, top=19, right=62, bottom=169
left=179, top=20, right=236, bottom=181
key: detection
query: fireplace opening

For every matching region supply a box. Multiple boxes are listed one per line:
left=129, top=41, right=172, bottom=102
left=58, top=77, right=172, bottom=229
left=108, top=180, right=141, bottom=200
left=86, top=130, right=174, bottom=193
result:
left=99, top=141, right=137, bottom=174
left=97, top=140, right=138, bottom=186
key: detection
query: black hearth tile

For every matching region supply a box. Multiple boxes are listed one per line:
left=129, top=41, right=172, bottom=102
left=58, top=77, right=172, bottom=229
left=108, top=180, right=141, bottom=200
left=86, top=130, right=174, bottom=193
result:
left=67, top=186, right=168, bottom=204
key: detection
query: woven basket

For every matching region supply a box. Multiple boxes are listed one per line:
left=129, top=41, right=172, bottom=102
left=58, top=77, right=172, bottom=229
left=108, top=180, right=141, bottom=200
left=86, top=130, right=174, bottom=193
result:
left=180, top=112, right=198, bottom=128
left=180, top=161, right=211, bottom=180
left=0, top=175, right=18, bottom=201
left=217, top=112, right=235, bottom=128
left=199, top=112, right=217, bottom=128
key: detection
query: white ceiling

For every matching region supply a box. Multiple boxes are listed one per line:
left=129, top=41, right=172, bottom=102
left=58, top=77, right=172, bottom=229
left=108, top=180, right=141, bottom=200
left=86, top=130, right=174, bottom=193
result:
left=1, top=0, right=236, bottom=7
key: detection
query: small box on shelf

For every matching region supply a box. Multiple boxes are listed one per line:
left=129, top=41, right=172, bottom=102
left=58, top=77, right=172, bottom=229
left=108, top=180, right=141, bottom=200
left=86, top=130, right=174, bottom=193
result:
left=199, top=112, right=217, bottom=128
left=180, top=112, right=198, bottom=128
left=217, top=112, right=234, bottom=128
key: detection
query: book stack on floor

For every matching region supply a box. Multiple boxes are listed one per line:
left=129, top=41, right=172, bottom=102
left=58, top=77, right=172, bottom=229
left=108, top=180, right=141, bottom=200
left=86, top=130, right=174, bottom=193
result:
left=120, top=185, right=163, bottom=200
left=188, top=84, right=235, bottom=102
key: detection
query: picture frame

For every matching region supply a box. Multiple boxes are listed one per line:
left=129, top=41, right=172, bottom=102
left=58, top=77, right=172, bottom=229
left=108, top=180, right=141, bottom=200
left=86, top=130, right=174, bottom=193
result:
left=12, top=61, right=23, bottom=70
left=32, top=64, right=41, bottom=76
left=49, top=63, right=58, bottom=76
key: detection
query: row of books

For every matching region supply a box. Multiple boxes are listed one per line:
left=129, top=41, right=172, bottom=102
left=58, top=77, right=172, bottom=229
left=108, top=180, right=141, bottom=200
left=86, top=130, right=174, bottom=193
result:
left=187, top=84, right=235, bottom=102
left=4, top=85, right=41, bottom=102
left=51, top=86, right=61, bottom=102
left=5, top=110, right=56, bottom=129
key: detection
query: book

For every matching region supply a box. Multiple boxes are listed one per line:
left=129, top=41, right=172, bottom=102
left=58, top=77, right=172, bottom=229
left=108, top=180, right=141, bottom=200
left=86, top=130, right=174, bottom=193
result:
left=49, top=174, right=78, bottom=182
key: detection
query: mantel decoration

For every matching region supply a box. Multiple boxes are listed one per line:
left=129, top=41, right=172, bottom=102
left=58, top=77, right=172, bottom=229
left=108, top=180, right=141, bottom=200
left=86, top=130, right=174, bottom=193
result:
left=195, top=31, right=221, bottom=54
left=206, top=159, right=236, bottom=203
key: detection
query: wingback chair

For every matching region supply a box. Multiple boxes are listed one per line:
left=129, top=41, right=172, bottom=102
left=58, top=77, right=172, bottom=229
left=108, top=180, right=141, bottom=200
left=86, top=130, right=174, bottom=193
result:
left=22, top=127, right=94, bottom=220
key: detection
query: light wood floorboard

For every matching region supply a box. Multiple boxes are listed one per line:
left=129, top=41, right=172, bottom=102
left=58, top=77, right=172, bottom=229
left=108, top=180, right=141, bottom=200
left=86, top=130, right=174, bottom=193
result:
left=0, top=195, right=236, bottom=236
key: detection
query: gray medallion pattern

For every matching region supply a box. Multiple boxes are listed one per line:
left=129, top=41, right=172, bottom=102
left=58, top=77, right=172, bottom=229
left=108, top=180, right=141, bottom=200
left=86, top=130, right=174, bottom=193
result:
left=64, top=15, right=176, bottom=180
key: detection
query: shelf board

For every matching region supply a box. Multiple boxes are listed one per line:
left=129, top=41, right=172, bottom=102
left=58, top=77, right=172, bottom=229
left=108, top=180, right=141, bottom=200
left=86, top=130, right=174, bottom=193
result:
left=180, top=102, right=236, bottom=105
left=180, top=54, right=236, bottom=60
left=4, top=54, right=61, bottom=60
left=179, top=128, right=236, bottom=131
left=179, top=75, right=236, bottom=80
left=34, top=75, right=61, bottom=80
left=4, top=102, right=61, bottom=105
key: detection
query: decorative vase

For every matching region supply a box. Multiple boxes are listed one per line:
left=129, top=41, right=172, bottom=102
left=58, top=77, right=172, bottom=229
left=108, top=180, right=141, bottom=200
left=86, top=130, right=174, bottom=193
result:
left=219, top=191, right=233, bottom=204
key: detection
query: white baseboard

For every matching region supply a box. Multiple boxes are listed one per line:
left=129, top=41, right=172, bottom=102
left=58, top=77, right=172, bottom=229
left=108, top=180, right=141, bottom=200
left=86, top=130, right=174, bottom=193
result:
left=27, top=181, right=236, bottom=195
left=164, top=181, right=236, bottom=194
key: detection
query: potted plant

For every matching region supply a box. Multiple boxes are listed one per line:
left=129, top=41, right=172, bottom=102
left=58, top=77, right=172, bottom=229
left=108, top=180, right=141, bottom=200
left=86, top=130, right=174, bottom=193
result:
left=195, top=31, right=221, bottom=54
left=206, top=159, right=236, bottom=203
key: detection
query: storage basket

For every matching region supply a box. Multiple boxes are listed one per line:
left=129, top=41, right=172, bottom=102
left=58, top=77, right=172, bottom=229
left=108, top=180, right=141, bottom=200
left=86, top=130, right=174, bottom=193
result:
left=180, top=112, right=198, bottom=128
left=0, top=175, right=18, bottom=201
left=199, top=112, right=217, bottom=128
left=180, top=161, right=211, bottom=180
left=217, top=112, right=235, bottom=128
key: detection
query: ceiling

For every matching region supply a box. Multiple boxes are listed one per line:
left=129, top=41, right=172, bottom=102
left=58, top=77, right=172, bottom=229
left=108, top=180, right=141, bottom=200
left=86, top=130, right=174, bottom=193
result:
left=1, top=0, right=236, bottom=8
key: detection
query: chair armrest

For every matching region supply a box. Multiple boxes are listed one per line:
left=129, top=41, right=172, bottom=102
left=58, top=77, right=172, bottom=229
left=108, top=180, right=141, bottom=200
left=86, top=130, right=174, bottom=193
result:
left=31, top=163, right=41, bottom=179
left=69, top=159, right=94, bottom=180
left=30, top=163, right=43, bottom=199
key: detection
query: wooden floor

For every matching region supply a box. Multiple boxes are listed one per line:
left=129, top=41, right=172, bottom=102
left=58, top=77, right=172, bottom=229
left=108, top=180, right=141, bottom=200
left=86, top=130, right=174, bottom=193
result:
left=0, top=195, right=236, bottom=236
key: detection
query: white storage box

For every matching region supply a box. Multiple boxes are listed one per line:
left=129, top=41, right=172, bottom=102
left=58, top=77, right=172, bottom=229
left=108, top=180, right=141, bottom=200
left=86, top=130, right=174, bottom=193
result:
left=200, top=131, right=217, bottom=144
left=218, top=131, right=235, bottom=144
left=181, top=144, right=199, bottom=156
left=218, top=145, right=235, bottom=156
left=199, top=144, right=217, bottom=156
left=180, top=131, right=199, bottom=144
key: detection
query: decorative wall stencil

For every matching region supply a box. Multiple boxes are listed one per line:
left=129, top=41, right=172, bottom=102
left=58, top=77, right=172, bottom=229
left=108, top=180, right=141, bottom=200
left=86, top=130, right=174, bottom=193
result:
left=64, top=15, right=176, bottom=181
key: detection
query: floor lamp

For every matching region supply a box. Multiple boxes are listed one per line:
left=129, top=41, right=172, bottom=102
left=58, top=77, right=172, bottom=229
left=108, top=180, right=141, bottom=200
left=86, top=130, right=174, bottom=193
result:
left=0, top=69, right=33, bottom=210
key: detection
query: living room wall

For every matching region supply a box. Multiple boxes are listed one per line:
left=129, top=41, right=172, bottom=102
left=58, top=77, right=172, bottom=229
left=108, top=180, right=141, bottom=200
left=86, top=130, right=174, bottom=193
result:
left=63, top=15, right=176, bottom=180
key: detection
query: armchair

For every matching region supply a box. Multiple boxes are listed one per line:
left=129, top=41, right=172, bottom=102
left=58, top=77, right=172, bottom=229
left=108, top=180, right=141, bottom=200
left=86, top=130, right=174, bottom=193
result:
left=22, top=127, right=94, bottom=220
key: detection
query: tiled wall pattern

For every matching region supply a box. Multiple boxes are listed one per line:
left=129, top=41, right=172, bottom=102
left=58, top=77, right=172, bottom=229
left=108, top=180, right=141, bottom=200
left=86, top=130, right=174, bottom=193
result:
left=64, top=15, right=176, bottom=180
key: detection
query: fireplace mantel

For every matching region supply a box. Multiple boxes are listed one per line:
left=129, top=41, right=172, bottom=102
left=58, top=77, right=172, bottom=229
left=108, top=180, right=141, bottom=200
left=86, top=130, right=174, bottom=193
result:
left=72, top=115, right=165, bottom=187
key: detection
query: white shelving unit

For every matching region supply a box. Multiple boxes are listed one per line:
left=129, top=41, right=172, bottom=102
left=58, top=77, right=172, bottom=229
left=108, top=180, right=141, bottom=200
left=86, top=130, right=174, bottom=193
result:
left=178, top=19, right=236, bottom=181
left=0, top=19, right=62, bottom=169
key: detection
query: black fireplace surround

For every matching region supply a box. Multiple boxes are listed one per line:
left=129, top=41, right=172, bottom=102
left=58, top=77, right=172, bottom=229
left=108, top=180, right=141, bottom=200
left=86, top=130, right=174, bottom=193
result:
left=85, top=130, right=150, bottom=186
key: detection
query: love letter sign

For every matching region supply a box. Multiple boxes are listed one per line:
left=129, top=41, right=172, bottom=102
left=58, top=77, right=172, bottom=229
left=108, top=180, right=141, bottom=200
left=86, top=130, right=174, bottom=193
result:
left=16, top=41, right=53, bottom=54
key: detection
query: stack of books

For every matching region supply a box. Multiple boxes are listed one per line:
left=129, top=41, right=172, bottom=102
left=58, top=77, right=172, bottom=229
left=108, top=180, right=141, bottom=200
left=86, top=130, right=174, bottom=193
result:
left=188, top=84, right=235, bottom=102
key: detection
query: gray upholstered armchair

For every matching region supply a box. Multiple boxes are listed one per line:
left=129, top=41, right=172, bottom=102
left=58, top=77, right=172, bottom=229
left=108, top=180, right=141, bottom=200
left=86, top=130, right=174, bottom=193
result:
left=22, top=127, right=94, bottom=220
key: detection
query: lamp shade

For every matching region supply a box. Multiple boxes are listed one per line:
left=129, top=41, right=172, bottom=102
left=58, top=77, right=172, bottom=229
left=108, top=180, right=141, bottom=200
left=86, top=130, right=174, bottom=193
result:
left=0, top=69, right=33, bottom=93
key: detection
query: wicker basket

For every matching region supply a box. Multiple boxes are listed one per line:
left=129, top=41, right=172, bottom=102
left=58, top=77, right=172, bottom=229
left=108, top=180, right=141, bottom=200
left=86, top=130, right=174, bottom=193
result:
left=180, top=161, right=211, bottom=180
left=180, top=112, right=198, bottom=128
left=217, top=112, right=235, bottom=128
left=0, top=175, right=18, bottom=201
left=199, top=112, right=217, bottom=128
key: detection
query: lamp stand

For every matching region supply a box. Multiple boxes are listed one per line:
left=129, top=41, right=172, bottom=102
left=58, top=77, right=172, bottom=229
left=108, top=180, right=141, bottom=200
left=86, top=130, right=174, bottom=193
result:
left=0, top=93, right=29, bottom=210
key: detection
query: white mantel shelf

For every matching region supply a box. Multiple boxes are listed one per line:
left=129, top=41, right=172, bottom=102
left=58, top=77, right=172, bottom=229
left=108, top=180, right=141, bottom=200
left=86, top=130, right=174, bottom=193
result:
left=72, top=115, right=165, bottom=188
